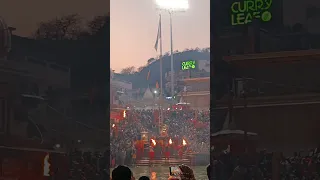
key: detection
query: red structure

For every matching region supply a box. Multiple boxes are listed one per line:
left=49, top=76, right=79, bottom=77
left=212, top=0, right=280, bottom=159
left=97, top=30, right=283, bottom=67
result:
left=0, top=18, right=70, bottom=179
left=0, top=136, right=68, bottom=180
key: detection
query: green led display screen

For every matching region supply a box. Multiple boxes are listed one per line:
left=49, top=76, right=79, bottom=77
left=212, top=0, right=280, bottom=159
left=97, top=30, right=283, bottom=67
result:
left=218, top=0, right=282, bottom=30
left=181, top=60, right=196, bottom=70
left=231, top=0, right=272, bottom=25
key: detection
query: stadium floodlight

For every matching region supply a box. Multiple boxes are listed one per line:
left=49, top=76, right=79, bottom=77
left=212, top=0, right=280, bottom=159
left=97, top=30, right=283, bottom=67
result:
left=154, top=0, right=189, bottom=11
left=154, top=0, right=189, bottom=101
left=154, top=0, right=189, bottom=135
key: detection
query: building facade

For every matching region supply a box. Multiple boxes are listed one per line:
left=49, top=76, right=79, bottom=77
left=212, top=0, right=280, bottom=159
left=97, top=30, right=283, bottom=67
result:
left=110, top=71, right=133, bottom=105
left=178, top=77, right=210, bottom=110
left=216, top=49, right=320, bottom=154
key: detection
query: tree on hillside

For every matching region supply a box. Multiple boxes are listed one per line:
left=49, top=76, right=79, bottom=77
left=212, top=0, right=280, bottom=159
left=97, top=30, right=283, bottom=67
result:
left=87, top=15, right=107, bottom=35
left=34, top=14, right=83, bottom=40
left=116, top=48, right=210, bottom=88
left=120, top=66, right=136, bottom=74
left=33, top=14, right=108, bottom=40
left=137, top=66, right=145, bottom=72
left=147, top=58, right=155, bottom=65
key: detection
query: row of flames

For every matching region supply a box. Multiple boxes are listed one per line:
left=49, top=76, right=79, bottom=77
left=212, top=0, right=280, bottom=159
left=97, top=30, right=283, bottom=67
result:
left=150, top=138, right=187, bottom=146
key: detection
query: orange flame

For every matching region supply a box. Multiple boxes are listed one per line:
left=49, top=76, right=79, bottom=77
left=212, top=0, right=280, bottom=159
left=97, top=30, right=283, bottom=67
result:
left=151, top=172, right=157, bottom=180
left=151, top=139, right=156, bottom=146
left=169, top=138, right=173, bottom=144
left=182, top=139, right=187, bottom=146
left=43, top=153, right=50, bottom=176
left=123, top=110, right=126, bottom=118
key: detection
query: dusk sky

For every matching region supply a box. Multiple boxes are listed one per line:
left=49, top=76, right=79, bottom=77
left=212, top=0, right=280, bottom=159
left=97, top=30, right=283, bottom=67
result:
left=0, top=0, right=109, bottom=37
left=2, top=0, right=319, bottom=73
left=110, top=0, right=210, bottom=72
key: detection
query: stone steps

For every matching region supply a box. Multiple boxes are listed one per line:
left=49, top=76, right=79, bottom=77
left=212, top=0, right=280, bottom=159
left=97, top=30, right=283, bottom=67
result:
left=135, top=157, right=192, bottom=166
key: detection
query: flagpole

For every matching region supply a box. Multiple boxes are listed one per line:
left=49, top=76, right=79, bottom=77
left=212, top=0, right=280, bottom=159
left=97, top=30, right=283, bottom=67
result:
left=159, top=14, right=164, bottom=134
left=169, top=11, right=174, bottom=101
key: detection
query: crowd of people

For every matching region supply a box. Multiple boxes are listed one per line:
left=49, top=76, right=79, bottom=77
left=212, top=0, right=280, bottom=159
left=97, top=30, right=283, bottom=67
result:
left=66, top=148, right=320, bottom=180
left=110, top=108, right=210, bottom=166
left=110, top=108, right=320, bottom=180
left=278, top=150, right=320, bottom=179
left=211, top=149, right=320, bottom=180
left=68, top=150, right=109, bottom=180
left=111, top=164, right=205, bottom=180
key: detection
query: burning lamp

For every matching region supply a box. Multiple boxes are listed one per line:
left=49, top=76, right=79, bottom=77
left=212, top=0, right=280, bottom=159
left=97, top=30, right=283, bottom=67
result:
left=151, top=139, right=157, bottom=146
left=151, top=172, right=157, bottom=180
left=169, top=138, right=173, bottom=145
left=182, top=139, right=187, bottom=146
left=123, top=110, right=126, bottom=118
left=43, top=153, right=50, bottom=176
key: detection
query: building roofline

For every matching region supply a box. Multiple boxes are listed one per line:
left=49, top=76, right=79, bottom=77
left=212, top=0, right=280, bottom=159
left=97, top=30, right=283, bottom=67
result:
left=223, top=49, right=320, bottom=63
left=183, top=77, right=209, bottom=82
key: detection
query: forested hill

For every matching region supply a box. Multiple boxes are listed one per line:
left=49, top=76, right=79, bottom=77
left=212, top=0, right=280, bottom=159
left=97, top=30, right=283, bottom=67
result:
left=114, top=48, right=210, bottom=89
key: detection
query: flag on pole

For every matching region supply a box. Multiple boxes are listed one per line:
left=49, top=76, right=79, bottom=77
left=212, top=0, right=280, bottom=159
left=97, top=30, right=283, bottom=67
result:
left=146, top=70, right=151, bottom=80
left=156, top=81, right=159, bottom=89
left=154, top=15, right=161, bottom=51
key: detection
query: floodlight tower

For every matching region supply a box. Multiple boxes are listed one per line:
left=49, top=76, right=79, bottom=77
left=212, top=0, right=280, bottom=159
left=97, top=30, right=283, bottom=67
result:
left=154, top=0, right=189, bottom=100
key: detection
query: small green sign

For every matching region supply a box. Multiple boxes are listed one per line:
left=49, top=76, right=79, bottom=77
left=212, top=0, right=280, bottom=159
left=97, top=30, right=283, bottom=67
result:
left=231, top=0, right=272, bottom=25
left=181, top=60, right=196, bottom=70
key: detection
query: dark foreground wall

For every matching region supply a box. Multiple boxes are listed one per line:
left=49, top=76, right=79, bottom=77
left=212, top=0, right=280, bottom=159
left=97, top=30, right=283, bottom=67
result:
left=233, top=103, right=320, bottom=155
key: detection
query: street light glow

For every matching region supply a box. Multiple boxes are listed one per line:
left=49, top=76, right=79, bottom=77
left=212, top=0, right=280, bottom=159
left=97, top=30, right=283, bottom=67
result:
left=155, top=0, right=189, bottom=11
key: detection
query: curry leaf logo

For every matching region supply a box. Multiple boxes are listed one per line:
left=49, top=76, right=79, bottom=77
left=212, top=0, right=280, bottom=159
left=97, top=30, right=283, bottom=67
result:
left=264, top=0, right=272, bottom=9
left=261, top=11, right=272, bottom=22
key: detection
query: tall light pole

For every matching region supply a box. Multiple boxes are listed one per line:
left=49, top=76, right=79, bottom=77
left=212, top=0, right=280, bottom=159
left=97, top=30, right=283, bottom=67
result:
left=159, top=14, right=164, bottom=133
left=169, top=11, right=174, bottom=100
left=154, top=0, right=189, bottom=99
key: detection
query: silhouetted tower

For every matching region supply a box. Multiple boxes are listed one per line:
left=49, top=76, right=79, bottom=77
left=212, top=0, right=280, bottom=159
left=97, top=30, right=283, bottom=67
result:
left=0, top=17, right=14, bottom=59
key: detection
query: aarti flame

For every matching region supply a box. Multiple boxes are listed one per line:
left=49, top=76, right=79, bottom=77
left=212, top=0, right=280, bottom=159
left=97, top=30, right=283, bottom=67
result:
left=123, top=110, right=126, bottom=118
left=169, top=138, right=173, bottom=145
left=43, top=153, right=50, bottom=176
left=182, top=139, right=187, bottom=146
left=151, top=172, right=157, bottom=180
left=151, top=139, right=156, bottom=146
left=112, top=124, right=115, bottom=128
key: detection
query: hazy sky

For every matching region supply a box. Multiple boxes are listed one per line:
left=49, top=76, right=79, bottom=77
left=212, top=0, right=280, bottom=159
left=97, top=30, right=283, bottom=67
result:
left=2, top=0, right=319, bottom=73
left=110, top=0, right=210, bottom=72
left=0, top=0, right=109, bottom=37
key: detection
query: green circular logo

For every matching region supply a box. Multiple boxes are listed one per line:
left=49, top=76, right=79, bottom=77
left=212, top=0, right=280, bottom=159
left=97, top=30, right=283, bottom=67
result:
left=191, top=65, right=195, bottom=68
left=261, top=11, right=272, bottom=22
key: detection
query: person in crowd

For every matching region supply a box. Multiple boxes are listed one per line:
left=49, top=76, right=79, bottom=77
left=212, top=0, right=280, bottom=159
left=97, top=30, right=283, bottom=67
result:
left=178, top=164, right=196, bottom=180
left=101, top=169, right=110, bottom=180
left=112, top=165, right=135, bottom=180
left=229, top=154, right=263, bottom=180
left=165, top=144, right=170, bottom=160
left=168, top=176, right=180, bottom=180
left=149, top=145, right=155, bottom=161
left=138, top=176, right=150, bottom=180
left=206, top=164, right=210, bottom=180
left=132, top=147, right=137, bottom=165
